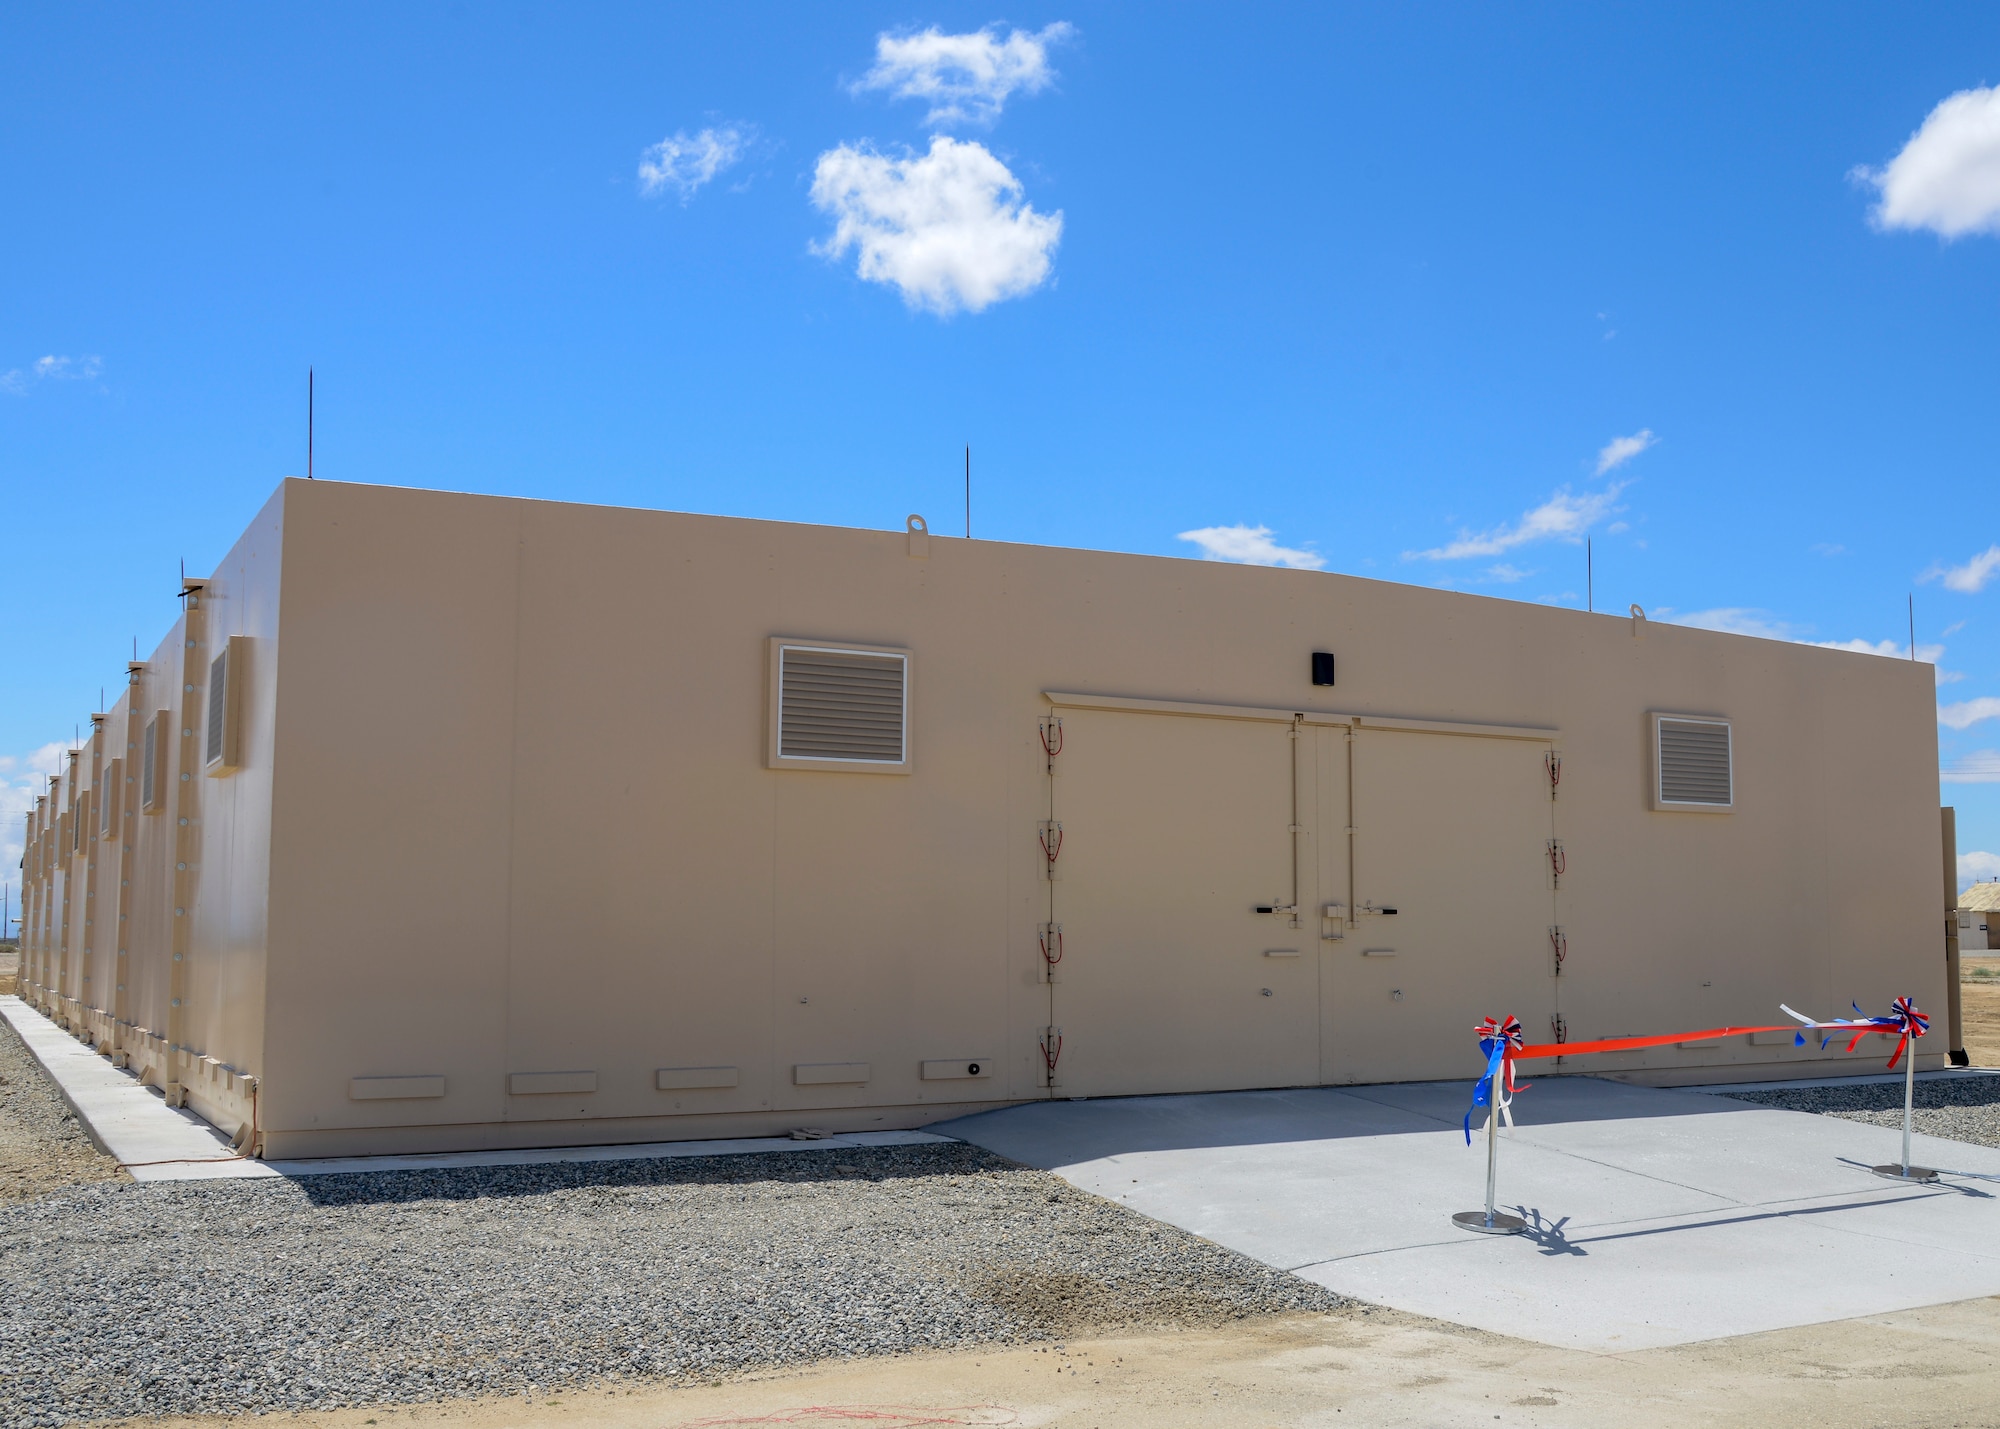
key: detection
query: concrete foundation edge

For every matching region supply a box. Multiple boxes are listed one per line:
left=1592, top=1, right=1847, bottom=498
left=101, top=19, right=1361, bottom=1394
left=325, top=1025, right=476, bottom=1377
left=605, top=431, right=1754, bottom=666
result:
left=256, top=1099, right=1036, bottom=1159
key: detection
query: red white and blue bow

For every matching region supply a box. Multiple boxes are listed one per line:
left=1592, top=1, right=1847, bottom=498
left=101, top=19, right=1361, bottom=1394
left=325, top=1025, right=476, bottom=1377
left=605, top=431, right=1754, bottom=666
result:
left=1464, top=1015, right=1529, bottom=1144
left=1781, top=998, right=1929, bottom=1070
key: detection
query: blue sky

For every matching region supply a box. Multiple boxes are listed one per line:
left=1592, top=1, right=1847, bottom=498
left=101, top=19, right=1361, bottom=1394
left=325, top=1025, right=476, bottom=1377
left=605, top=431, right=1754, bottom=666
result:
left=6, top=3, right=2000, bottom=923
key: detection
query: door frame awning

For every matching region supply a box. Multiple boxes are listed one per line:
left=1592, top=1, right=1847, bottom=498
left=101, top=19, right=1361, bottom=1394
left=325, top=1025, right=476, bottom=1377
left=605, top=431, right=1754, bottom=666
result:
left=1042, top=690, right=1558, bottom=743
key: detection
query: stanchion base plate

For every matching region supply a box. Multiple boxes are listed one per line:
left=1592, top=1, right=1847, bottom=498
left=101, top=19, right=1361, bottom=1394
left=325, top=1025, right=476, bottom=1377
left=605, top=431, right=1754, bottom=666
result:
left=1451, top=1210, right=1526, bottom=1235
left=1870, top=1164, right=1940, bottom=1183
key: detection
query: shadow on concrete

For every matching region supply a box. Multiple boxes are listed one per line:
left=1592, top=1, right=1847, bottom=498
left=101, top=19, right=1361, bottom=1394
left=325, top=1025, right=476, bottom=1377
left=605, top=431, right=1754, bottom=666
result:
left=1828, top=1156, right=1999, bottom=1196
left=288, top=1140, right=1016, bottom=1207
left=1508, top=1190, right=1962, bottom=1257
left=932, top=1077, right=1767, bottom=1170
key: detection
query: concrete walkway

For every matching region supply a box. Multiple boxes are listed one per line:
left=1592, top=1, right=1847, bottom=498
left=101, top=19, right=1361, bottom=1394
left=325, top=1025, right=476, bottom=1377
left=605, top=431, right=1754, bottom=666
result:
left=932, top=1077, right=2000, bottom=1351
left=0, top=995, right=946, bottom=1180
left=0, top=995, right=274, bottom=1181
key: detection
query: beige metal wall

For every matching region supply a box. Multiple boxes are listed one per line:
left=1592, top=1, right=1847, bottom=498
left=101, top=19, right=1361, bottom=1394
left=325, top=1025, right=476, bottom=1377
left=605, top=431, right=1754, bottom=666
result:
left=20, top=486, right=283, bottom=1139
left=20, top=477, right=1950, bottom=1158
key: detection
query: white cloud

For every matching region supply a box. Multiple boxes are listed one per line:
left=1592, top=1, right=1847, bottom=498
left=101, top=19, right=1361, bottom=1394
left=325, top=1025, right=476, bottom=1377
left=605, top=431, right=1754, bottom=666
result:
left=1855, top=85, right=2000, bottom=239
left=1652, top=616, right=1963, bottom=682
left=1812, top=542, right=1845, bottom=557
left=1486, top=563, right=1531, bottom=583
left=0, top=743, right=66, bottom=933
left=1, top=354, right=102, bottom=395
left=1940, top=696, right=2000, bottom=731
left=1407, top=483, right=1626, bottom=561
left=1177, top=524, right=1325, bottom=570
left=1595, top=429, right=1656, bottom=475
left=1944, top=753, right=2000, bottom=785
left=810, top=136, right=1061, bottom=316
left=1964, top=850, right=2000, bottom=883
left=638, top=124, right=753, bottom=202
left=1808, top=636, right=1961, bottom=684
left=855, top=23, right=1074, bottom=128
left=1924, top=544, right=2000, bottom=594
left=1662, top=608, right=1796, bottom=640
left=1811, top=636, right=1945, bottom=662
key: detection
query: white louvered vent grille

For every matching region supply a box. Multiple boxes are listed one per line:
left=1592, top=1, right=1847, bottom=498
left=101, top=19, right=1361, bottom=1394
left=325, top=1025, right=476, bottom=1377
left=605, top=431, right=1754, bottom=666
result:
left=1658, top=718, right=1731, bottom=806
left=779, top=647, right=906, bottom=763
left=206, top=650, right=229, bottom=766
left=142, top=716, right=158, bottom=808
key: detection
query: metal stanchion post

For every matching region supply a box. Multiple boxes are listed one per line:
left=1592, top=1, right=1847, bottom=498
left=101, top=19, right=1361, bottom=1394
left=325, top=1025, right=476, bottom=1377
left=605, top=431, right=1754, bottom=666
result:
left=1873, top=1040, right=1939, bottom=1184
left=1453, top=1101, right=1525, bottom=1234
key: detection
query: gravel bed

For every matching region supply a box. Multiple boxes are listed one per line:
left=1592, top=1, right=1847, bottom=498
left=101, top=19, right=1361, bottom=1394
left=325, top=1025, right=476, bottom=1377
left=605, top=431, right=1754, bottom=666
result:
left=0, top=1013, right=127, bottom=1203
left=0, top=1143, right=1338, bottom=1424
left=1718, top=1077, right=2000, bottom=1149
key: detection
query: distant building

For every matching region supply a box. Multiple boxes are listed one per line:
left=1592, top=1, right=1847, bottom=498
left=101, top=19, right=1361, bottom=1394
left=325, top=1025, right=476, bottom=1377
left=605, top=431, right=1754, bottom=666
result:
left=1961, top=882, right=2000, bottom=954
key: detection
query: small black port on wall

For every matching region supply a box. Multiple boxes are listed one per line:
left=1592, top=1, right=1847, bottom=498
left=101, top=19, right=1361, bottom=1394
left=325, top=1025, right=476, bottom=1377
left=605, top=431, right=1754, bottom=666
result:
left=1311, top=651, right=1336, bottom=686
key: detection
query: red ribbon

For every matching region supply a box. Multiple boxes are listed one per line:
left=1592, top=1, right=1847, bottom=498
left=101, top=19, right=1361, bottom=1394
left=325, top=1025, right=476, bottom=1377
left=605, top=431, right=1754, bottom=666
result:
left=1512, top=1024, right=1799, bottom=1062
left=1483, top=998, right=1930, bottom=1073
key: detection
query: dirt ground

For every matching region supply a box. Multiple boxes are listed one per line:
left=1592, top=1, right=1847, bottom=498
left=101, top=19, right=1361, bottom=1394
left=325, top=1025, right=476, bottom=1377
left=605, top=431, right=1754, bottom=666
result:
left=4, top=974, right=1997, bottom=1426
left=136, top=1295, right=2000, bottom=1429
left=1960, top=974, right=2000, bottom=1067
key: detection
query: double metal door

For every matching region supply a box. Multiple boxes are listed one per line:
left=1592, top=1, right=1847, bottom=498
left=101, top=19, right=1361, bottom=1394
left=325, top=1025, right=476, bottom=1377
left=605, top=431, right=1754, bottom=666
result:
left=1051, top=709, right=1555, bottom=1095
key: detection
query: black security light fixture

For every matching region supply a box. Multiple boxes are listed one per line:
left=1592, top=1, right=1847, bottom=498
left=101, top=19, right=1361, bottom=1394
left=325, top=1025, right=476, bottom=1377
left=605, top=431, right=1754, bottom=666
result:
left=1311, top=651, right=1336, bottom=687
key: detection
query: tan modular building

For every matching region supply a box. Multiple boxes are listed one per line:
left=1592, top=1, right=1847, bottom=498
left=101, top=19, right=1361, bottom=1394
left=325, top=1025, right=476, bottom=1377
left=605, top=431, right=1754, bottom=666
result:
left=1961, top=883, right=2000, bottom=953
left=17, top=479, right=1956, bottom=1158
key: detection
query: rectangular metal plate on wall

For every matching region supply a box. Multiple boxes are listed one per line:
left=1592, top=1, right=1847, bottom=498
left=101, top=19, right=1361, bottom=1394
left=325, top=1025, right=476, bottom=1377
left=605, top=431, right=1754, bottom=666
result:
left=508, top=1070, right=598, bottom=1095
left=920, top=1059, right=992, bottom=1080
left=349, top=1076, right=447, bottom=1100
left=656, top=1066, right=739, bottom=1089
left=793, top=1062, right=871, bottom=1085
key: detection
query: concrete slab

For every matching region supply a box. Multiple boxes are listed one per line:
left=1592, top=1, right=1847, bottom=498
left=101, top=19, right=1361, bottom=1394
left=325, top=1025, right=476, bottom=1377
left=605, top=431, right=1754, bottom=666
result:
left=1691, top=1068, right=2000, bottom=1094
left=932, top=1077, right=2000, bottom=1351
left=0, top=995, right=276, bottom=1181
left=3, top=995, right=952, bottom=1181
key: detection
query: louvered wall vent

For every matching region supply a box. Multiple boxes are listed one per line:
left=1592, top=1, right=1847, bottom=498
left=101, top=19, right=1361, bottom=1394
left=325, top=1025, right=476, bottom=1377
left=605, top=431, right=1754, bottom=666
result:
left=205, top=637, right=245, bottom=774
left=142, top=714, right=160, bottom=810
left=142, top=710, right=172, bottom=810
left=772, top=641, right=910, bottom=771
left=1654, top=714, right=1732, bottom=811
left=206, top=650, right=229, bottom=765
